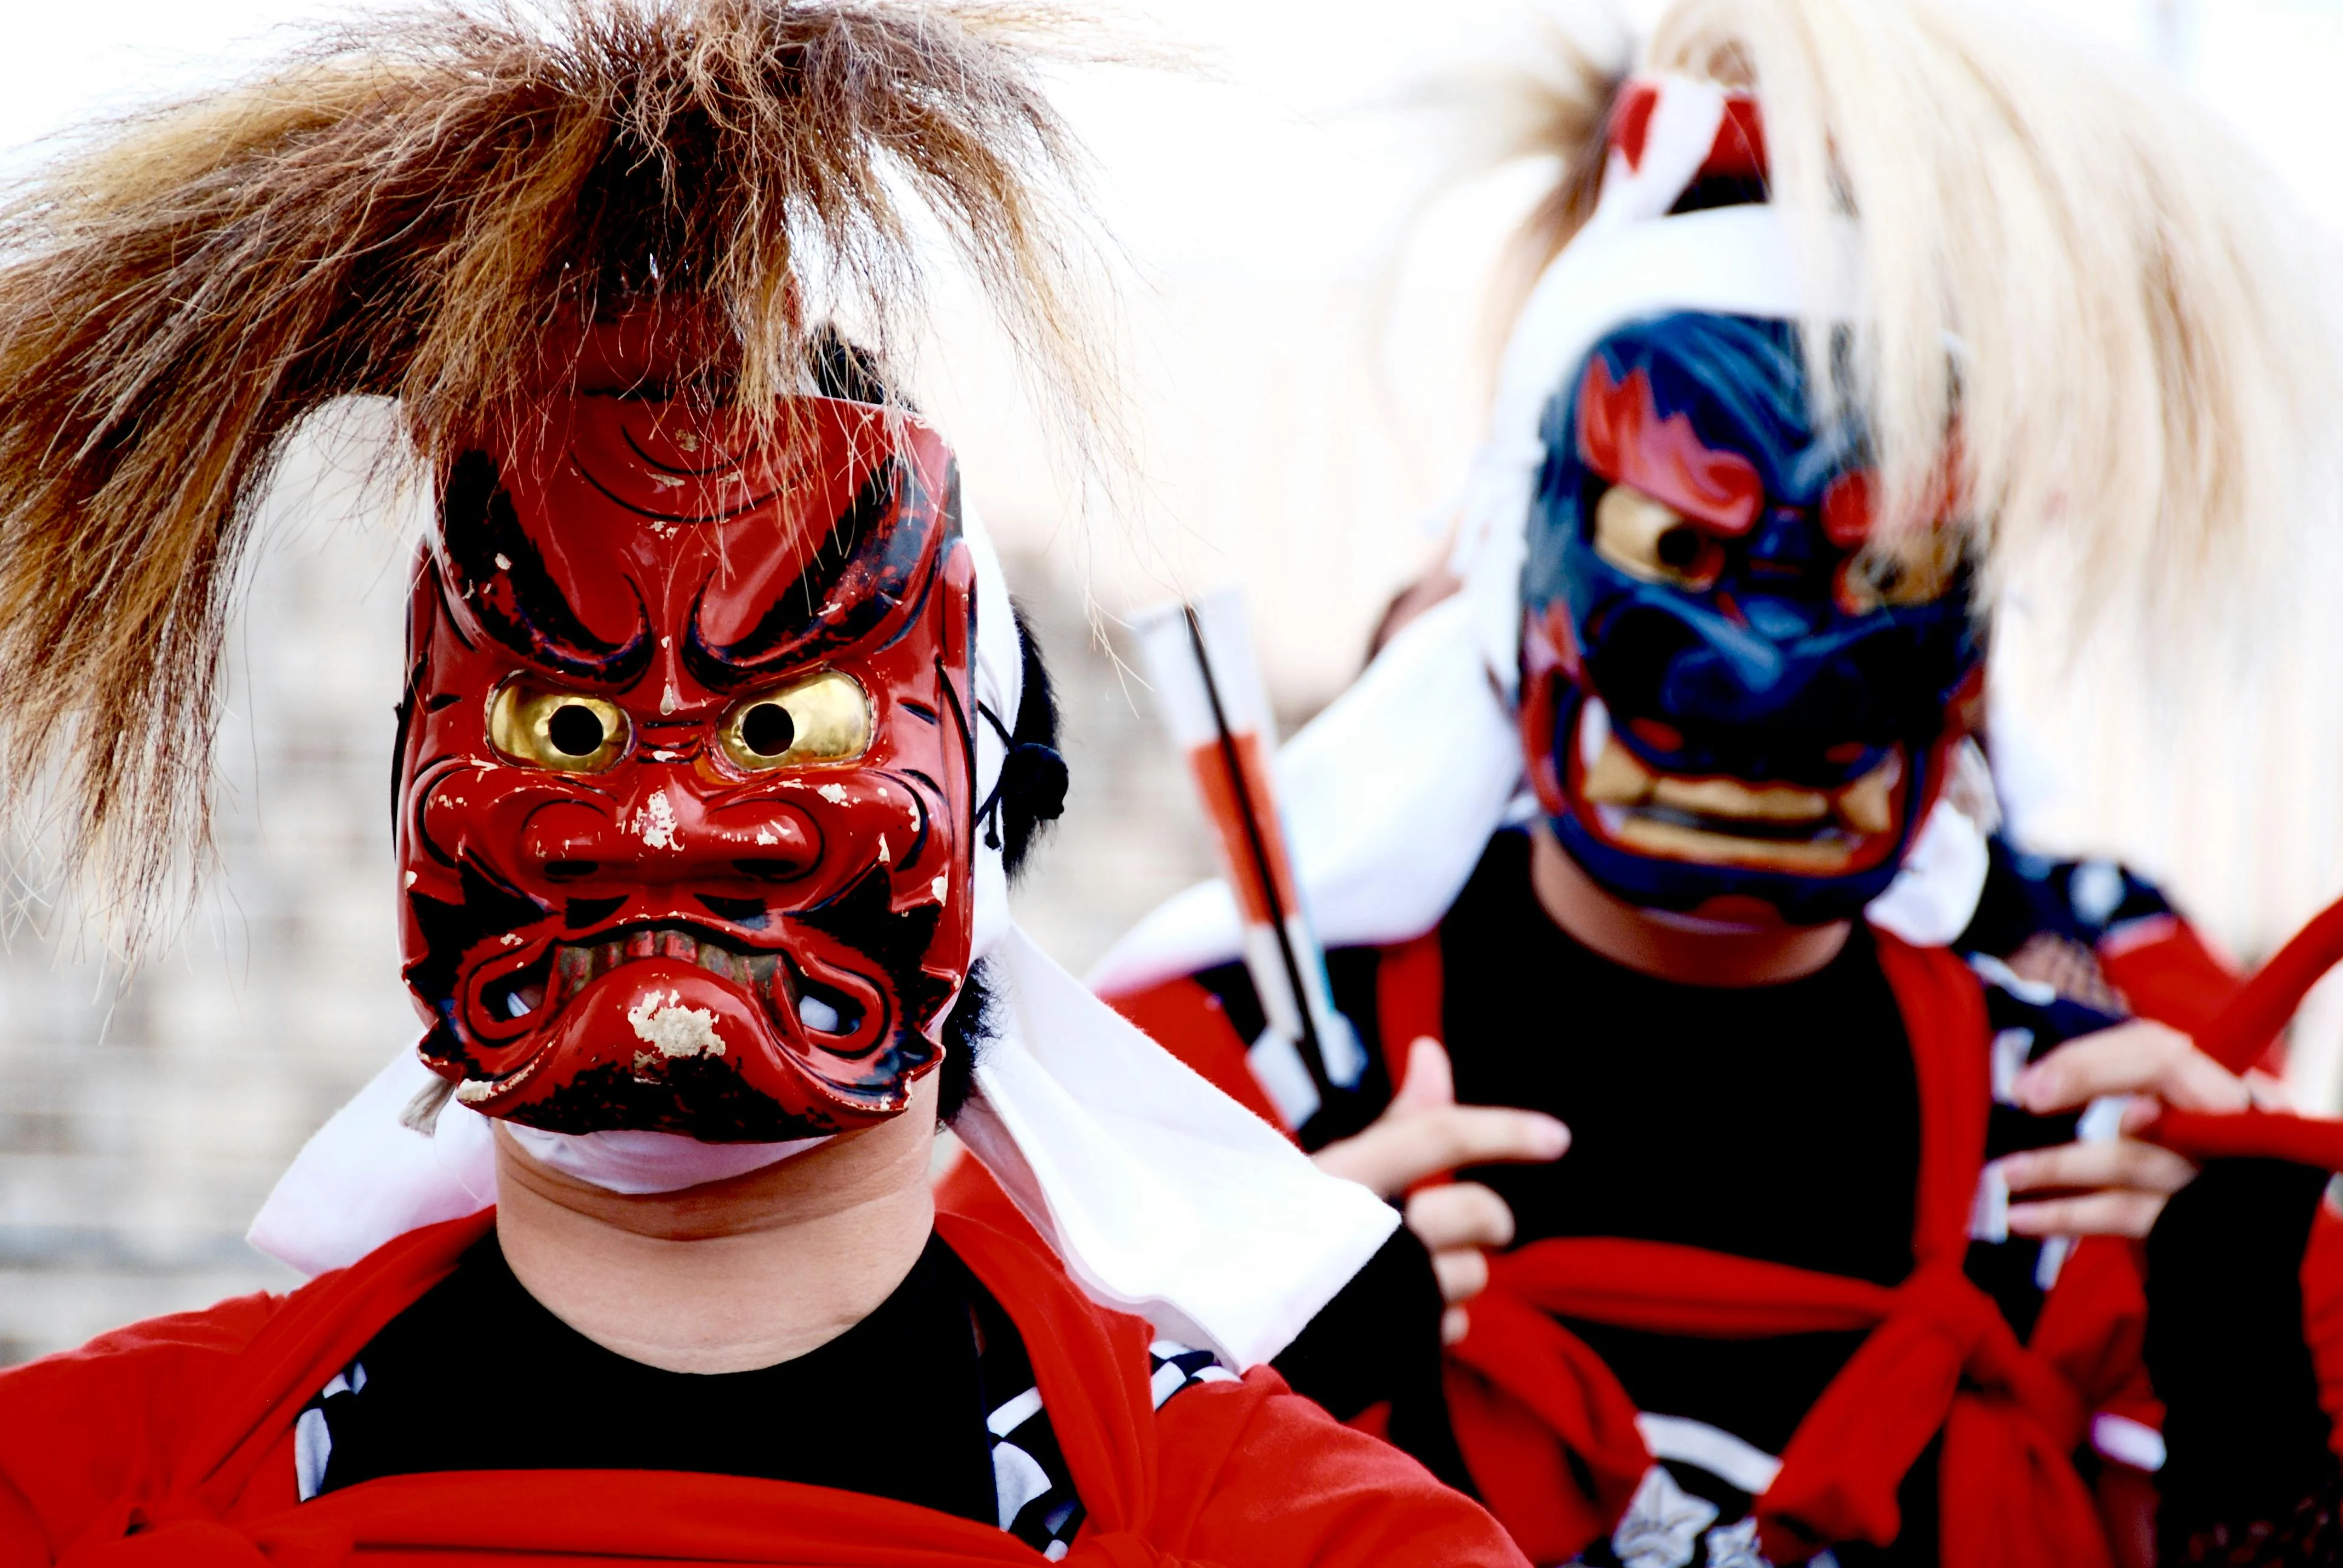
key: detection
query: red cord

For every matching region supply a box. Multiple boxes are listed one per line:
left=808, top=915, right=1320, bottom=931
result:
left=2133, top=892, right=2343, bottom=1170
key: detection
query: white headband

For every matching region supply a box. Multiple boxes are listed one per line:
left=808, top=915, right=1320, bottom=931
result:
left=248, top=500, right=1397, bottom=1370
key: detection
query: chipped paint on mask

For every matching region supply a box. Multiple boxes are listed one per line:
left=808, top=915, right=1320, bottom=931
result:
left=627, top=991, right=725, bottom=1059
left=630, top=792, right=681, bottom=851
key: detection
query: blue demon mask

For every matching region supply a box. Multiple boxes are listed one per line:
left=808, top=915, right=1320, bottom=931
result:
left=1519, top=312, right=1984, bottom=925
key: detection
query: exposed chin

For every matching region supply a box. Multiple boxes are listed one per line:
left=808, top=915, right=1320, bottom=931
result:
left=451, top=959, right=925, bottom=1140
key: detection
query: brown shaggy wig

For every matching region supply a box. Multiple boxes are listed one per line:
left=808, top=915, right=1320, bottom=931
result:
left=0, top=0, right=1107, bottom=940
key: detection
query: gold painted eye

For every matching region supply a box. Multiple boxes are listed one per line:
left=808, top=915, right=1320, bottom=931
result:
left=1592, top=485, right=1723, bottom=590
left=486, top=681, right=630, bottom=773
left=1835, top=531, right=1961, bottom=615
left=719, top=671, right=873, bottom=771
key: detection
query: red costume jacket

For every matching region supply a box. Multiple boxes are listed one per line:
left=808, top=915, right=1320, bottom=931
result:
left=0, top=1209, right=1527, bottom=1568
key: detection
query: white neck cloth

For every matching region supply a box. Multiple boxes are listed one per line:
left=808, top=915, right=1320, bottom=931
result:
left=1087, top=76, right=1986, bottom=999
left=247, top=499, right=1397, bottom=1370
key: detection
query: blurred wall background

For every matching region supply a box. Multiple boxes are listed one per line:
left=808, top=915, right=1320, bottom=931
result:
left=5, top=0, right=2342, bottom=1362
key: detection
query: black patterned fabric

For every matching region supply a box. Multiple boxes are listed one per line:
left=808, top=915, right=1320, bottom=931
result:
left=289, top=1228, right=1230, bottom=1554
left=1960, top=833, right=2186, bottom=962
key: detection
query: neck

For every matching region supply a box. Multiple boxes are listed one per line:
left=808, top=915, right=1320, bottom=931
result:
left=494, top=1083, right=939, bottom=1374
left=1529, top=823, right=1851, bottom=985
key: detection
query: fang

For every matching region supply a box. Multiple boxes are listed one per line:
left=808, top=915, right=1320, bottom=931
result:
left=1582, top=734, right=1654, bottom=806
left=1833, top=753, right=1902, bottom=835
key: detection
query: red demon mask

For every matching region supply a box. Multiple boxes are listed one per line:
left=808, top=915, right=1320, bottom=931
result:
left=395, top=394, right=976, bottom=1141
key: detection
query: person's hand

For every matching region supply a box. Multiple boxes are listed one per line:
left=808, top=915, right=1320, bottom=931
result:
left=1312, top=1037, right=1568, bottom=1341
left=2001, top=1019, right=2250, bottom=1239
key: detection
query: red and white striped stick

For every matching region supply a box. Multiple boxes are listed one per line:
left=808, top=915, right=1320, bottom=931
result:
left=1132, top=592, right=1365, bottom=1128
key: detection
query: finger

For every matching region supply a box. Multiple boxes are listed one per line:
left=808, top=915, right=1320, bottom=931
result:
left=2244, top=1070, right=2298, bottom=1112
left=2014, top=1022, right=2224, bottom=1114
left=1441, top=1306, right=1470, bottom=1346
left=1430, top=1247, right=1490, bottom=1307
left=1313, top=1105, right=1568, bottom=1193
left=2159, top=1047, right=2259, bottom=1115
left=1998, top=1140, right=2198, bottom=1198
left=1391, top=1037, right=1455, bottom=1114
left=1406, top=1182, right=1516, bottom=1253
left=2007, top=1189, right=2169, bottom=1240
left=2013, top=1022, right=2186, bottom=1112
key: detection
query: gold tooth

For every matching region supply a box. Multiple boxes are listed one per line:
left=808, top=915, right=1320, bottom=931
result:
left=1647, top=774, right=1829, bottom=823
left=1832, top=755, right=1900, bottom=835
left=1582, top=737, right=1655, bottom=805
left=1610, top=814, right=1861, bottom=873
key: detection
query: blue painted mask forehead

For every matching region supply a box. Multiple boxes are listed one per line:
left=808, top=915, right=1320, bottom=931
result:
left=1519, top=311, right=1984, bottom=925
left=1591, top=313, right=1854, bottom=505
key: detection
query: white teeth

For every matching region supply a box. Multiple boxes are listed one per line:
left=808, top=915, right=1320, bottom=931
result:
left=798, top=994, right=842, bottom=1033
left=1579, top=696, right=1611, bottom=771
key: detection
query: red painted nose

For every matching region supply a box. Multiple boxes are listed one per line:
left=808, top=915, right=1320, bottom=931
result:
left=518, top=775, right=821, bottom=890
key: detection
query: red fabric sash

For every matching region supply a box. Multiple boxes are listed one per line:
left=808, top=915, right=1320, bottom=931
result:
left=1447, top=1241, right=2101, bottom=1565
left=36, top=1210, right=1329, bottom=1568
left=1429, top=933, right=2114, bottom=1567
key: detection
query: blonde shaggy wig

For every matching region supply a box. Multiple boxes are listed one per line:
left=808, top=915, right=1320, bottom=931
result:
left=1479, top=0, right=2337, bottom=619
left=0, top=0, right=1110, bottom=942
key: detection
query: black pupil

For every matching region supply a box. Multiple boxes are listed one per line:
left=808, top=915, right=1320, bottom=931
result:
left=548, top=704, right=605, bottom=757
left=1656, top=526, right=1705, bottom=571
left=742, top=702, right=795, bottom=757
